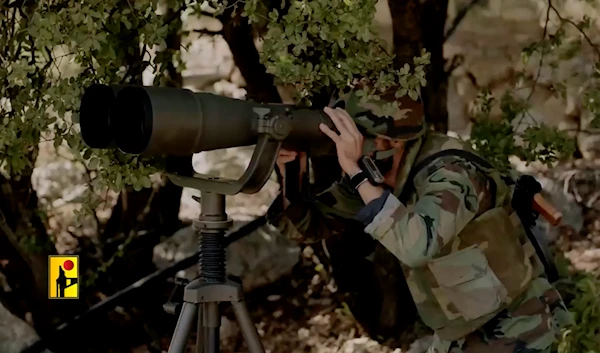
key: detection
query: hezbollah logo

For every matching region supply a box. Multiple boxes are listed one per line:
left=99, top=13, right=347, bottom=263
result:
left=48, top=255, right=79, bottom=299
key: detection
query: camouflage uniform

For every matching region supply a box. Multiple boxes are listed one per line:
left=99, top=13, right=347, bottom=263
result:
left=266, top=89, right=572, bottom=353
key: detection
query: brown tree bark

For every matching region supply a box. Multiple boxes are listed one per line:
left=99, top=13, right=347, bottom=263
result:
left=420, top=0, right=450, bottom=133
left=219, top=8, right=343, bottom=193
left=388, top=0, right=449, bottom=133
left=219, top=9, right=282, bottom=103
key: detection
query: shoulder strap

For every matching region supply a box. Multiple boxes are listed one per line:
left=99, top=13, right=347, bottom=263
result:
left=398, top=148, right=498, bottom=205
left=398, top=148, right=558, bottom=282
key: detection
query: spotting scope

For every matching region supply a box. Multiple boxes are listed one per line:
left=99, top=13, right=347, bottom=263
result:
left=79, top=84, right=338, bottom=194
left=80, top=84, right=338, bottom=156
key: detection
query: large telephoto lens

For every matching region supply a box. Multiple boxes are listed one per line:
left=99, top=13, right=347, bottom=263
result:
left=110, top=86, right=258, bottom=156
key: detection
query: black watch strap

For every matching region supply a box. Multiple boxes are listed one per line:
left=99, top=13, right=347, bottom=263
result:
left=349, top=170, right=369, bottom=190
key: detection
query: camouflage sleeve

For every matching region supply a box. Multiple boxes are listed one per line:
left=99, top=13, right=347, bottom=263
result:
left=355, top=189, right=393, bottom=224
left=363, top=157, right=491, bottom=268
left=266, top=181, right=365, bottom=244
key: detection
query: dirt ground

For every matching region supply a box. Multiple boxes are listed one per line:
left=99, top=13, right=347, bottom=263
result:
left=152, top=245, right=426, bottom=353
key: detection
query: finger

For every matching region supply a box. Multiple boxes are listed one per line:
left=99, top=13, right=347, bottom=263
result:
left=279, top=149, right=297, bottom=158
left=277, top=155, right=297, bottom=164
left=332, top=112, right=360, bottom=142
left=298, top=152, right=308, bottom=173
left=319, top=123, right=341, bottom=143
left=324, top=107, right=348, bottom=135
left=335, top=107, right=362, bottom=139
left=329, top=107, right=360, bottom=143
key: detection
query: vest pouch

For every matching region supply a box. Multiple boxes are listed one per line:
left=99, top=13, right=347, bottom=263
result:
left=427, top=244, right=508, bottom=322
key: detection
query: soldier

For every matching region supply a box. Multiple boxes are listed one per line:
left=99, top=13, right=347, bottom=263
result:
left=266, top=87, right=572, bottom=353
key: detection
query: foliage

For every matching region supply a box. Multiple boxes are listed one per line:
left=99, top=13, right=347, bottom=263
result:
left=554, top=254, right=600, bottom=353
left=207, top=0, right=429, bottom=113
left=467, top=2, right=600, bottom=171
left=203, top=0, right=578, bottom=172
left=0, top=0, right=194, bottom=234
left=469, top=90, right=576, bottom=172
left=449, top=2, right=600, bottom=350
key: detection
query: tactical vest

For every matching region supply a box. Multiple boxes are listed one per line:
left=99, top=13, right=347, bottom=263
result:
left=397, top=132, right=546, bottom=342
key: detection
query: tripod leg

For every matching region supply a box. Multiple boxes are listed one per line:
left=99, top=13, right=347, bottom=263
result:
left=168, top=302, right=198, bottom=353
left=202, top=302, right=221, bottom=353
left=231, top=300, right=266, bottom=353
left=196, top=303, right=204, bottom=353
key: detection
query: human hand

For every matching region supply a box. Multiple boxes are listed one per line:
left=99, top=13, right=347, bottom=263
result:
left=319, top=107, right=363, bottom=175
left=276, top=148, right=307, bottom=180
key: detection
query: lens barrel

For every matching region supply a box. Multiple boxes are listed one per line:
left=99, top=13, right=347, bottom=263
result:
left=79, top=84, right=337, bottom=158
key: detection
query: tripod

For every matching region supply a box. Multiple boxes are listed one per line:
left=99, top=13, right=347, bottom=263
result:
left=161, top=107, right=306, bottom=353
left=166, top=191, right=266, bottom=353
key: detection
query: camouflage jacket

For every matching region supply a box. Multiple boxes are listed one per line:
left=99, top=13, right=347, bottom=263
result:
left=266, top=130, right=571, bottom=345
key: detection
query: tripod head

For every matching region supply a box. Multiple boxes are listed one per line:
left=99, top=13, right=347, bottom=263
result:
left=164, top=106, right=288, bottom=195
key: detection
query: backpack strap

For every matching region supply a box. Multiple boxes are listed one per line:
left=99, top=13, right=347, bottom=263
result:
left=398, top=148, right=498, bottom=206
left=397, top=148, right=558, bottom=282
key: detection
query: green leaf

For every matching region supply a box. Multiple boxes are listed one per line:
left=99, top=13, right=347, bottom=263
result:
left=88, top=157, right=99, bottom=170
left=408, top=89, right=418, bottom=101
left=141, top=175, right=151, bottom=188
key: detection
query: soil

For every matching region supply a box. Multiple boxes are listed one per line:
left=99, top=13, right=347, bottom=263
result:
left=150, top=245, right=425, bottom=353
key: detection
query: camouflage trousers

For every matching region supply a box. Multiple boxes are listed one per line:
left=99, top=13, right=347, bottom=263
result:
left=426, top=278, right=573, bottom=353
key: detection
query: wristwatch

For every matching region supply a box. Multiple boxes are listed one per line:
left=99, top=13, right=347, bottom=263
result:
left=348, top=169, right=370, bottom=190
left=348, top=156, right=385, bottom=190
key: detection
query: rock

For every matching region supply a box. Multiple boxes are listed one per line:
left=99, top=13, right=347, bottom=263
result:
left=153, top=222, right=300, bottom=292
left=220, top=316, right=240, bottom=340
left=406, top=335, right=434, bottom=353
left=0, top=301, right=52, bottom=353
left=181, top=34, right=234, bottom=83
left=577, top=110, right=600, bottom=161
left=31, top=160, right=87, bottom=203
left=338, top=337, right=380, bottom=353
left=213, top=79, right=247, bottom=99
left=229, top=224, right=301, bottom=291
left=447, top=69, right=477, bottom=137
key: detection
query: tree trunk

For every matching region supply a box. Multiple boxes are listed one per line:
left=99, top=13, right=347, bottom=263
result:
left=0, top=166, right=84, bottom=336
left=219, top=9, right=282, bottom=103
left=420, top=0, right=450, bottom=133
left=388, top=0, right=449, bottom=133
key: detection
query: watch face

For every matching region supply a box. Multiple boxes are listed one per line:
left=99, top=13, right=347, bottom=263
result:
left=360, top=156, right=385, bottom=184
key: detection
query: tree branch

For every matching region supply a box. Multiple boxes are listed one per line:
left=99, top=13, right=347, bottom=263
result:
left=547, top=0, right=600, bottom=59
left=444, top=0, right=483, bottom=42
left=218, top=8, right=281, bottom=103
left=192, top=28, right=223, bottom=36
